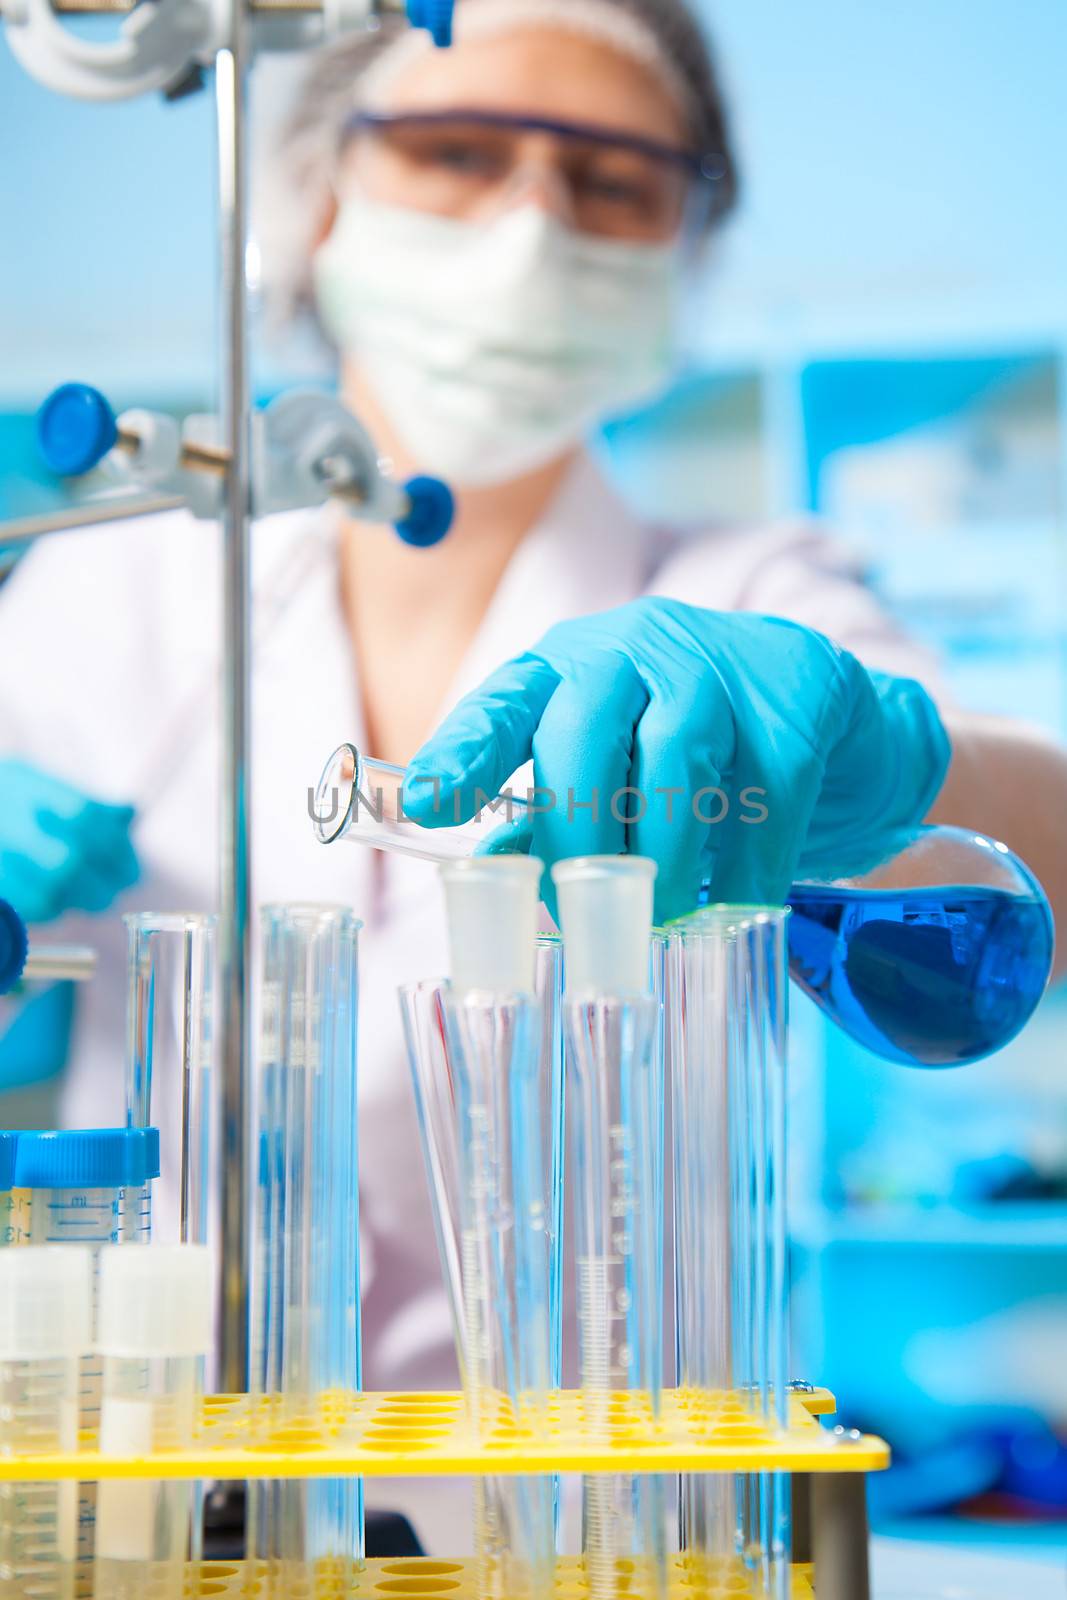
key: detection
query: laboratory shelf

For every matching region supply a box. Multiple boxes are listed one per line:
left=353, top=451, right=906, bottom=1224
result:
left=792, top=1201, right=1067, bottom=1252
left=174, top=1557, right=817, bottom=1597
left=0, top=1387, right=885, bottom=1482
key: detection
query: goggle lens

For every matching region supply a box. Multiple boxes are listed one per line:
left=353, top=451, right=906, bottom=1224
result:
left=341, top=111, right=722, bottom=242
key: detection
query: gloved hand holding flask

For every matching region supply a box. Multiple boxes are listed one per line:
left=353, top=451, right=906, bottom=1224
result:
left=404, top=598, right=952, bottom=923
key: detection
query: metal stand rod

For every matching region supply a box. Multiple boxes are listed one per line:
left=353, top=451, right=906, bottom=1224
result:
left=23, top=946, right=97, bottom=983
left=790, top=1474, right=813, bottom=1565
left=48, top=0, right=409, bottom=15
left=215, top=1, right=252, bottom=1398
left=1, top=494, right=186, bottom=545
left=812, top=1473, right=871, bottom=1600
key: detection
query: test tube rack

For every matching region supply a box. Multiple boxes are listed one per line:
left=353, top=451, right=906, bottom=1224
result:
left=0, top=1387, right=883, bottom=1481
left=0, top=1385, right=885, bottom=1597
left=119, top=1557, right=819, bottom=1598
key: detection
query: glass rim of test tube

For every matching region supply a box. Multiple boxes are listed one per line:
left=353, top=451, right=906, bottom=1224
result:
left=123, top=910, right=219, bottom=934
left=313, top=742, right=371, bottom=844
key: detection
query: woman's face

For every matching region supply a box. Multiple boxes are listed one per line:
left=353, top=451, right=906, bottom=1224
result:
left=339, top=27, right=693, bottom=244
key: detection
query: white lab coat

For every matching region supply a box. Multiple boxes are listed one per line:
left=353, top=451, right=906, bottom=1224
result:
left=0, top=455, right=936, bottom=1546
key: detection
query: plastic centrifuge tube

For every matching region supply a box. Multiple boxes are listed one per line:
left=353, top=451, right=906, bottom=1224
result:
left=313, top=743, right=527, bottom=859
left=0, top=1133, right=17, bottom=1247
left=399, top=935, right=565, bottom=1389
left=251, top=906, right=362, bottom=1596
left=0, top=1244, right=92, bottom=1600
left=438, top=857, right=556, bottom=1600
left=14, top=1129, right=159, bottom=1250
left=93, top=1245, right=213, bottom=1600
left=552, top=856, right=667, bottom=1600
left=124, top=914, right=217, bottom=1246
left=667, top=907, right=790, bottom=1598
left=13, top=1128, right=160, bottom=1592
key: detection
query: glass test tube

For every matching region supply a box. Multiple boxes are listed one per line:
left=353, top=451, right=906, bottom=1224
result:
left=0, top=1244, right=92, bottom=1600
left=436, top=858, right=557, bottom=1600
left=13, top=1129, right=160, bottom=1596
left=668, top=907, right=790, bottom=1599
left=313, top=743, right=527, bottom=859
left=252, top=905, right=362, bottom=1594
left=123, top=913, right=215, bottom=1568
left=93, top=1245, right=213, bottom=1600
left=399, top=934, right=565, bottom=1389
left=553, top=857, right=667, bottom=1600
left=124, top=914, right=217, bottom=1246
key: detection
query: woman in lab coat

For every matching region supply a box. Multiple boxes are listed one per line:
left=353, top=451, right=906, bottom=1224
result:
left=2, top=0, right=1066, bottom=1550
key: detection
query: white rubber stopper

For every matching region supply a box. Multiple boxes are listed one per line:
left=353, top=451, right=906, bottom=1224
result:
left=96, top=1244, right=214, bottom=1358
left=440, top=856, right=544, bottom=995
left=552, top=855, right=657, bottom=998
left=0, top=1245, right=92, bottom=1360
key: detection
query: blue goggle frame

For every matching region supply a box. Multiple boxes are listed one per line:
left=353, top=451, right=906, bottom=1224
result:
left=343, top=108, right=729, bottom=191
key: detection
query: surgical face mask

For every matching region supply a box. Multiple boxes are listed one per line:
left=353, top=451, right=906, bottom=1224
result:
left=313, top=194, right=679, bottom=487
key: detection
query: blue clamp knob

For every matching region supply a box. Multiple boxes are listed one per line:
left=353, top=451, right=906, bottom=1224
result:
left=36, top=382, right=118, bottom=477
left=406, top=0, right=453, bottom=46
left=395, top=475, right=455, bottom=548
left=0, top=898, right=29, bottom=995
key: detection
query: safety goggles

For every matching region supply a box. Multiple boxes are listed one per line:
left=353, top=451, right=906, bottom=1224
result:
left=339, top=109, right=729, bottom=242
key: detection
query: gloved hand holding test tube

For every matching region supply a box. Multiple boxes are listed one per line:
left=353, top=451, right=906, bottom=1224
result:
left=315, top=744, right=1053, bottom=1069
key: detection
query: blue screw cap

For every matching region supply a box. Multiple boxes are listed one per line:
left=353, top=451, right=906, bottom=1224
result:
left=0, top=899, right=29, bottom=995
left=0, top=1132, right=17, bottom=1192
left=36, top=382, right=118, bottom=477
left=406, top=0, right=453, bottom=46
left=395, top=475, right=455, bottom=547
left=14, top=1127, right=161, bottom=1189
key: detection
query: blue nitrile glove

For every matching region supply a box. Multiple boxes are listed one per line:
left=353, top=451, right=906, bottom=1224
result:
left=403, top=599, right=951, bottom=923
left=0, top=759, right=140, bottom=923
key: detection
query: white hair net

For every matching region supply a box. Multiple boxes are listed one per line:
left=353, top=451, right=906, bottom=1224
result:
left=253, top=0, right=738, bottom=328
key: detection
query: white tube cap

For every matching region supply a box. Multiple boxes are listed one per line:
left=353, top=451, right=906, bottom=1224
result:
left=0, top=1245, right=92, bottom=1360
left=440, top=856, right=544, bottom=995
left=96, top=1245, right=214, bottom=1358
left=552, top=855, right=657, bottom=998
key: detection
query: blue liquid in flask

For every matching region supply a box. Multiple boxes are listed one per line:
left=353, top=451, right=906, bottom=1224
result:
left=787, top=883, right=1054, bottom=1067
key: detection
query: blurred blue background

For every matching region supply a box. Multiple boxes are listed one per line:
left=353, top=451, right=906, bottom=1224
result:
left=3, top=0, right=1067, bottom=1570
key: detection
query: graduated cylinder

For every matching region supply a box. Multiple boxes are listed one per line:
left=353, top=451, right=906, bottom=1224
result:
left=554, top=857, right=667, bottom=1600
left=251, top=905, right=363, bottom=1587
left=667, top=906, right=790, bottom=1597
left=436, top=858, right=558, bottom=1600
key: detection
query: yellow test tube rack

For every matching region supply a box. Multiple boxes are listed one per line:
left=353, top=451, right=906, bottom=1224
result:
left=0, top=1386, right=884, bottom=1482
left=1, top=1384, right=885, bottom=1597
left=171, top=1555, right=819, bottom=1598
